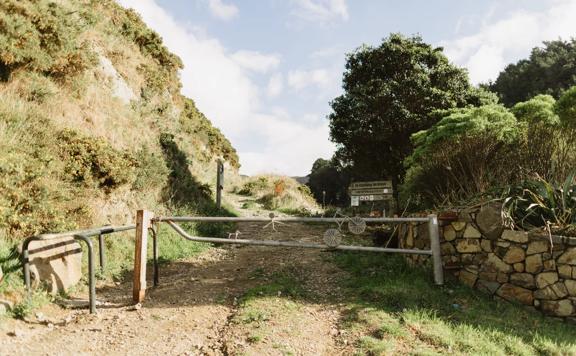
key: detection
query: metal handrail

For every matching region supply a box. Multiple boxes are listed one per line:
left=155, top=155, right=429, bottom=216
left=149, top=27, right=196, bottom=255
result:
left=22, top=225, right=136, bottom=314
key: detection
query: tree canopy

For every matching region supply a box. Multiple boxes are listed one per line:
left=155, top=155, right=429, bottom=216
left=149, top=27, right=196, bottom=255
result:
left=490, top=39, right=576, bottom=107
left=328, top=33, right=491, bottom=190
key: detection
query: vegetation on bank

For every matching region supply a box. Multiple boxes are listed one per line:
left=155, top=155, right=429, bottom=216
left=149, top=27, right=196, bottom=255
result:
left=0, top=0, right=239, bottom=314
left=234, top=175, right=320, bottom=215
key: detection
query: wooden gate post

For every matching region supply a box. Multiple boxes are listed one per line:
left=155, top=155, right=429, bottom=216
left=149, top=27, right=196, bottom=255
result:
left=133, top=209, right=153, bottom=303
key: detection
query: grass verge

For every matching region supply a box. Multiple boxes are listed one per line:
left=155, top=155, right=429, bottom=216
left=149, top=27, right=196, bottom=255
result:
left=332, top=252, right=576, bottom=355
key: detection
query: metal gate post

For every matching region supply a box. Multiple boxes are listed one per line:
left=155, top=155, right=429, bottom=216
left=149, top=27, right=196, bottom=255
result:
left=428, top=214, right=444, bottom=285
left=73, top=234, right=96, bottom=314
left=98, top=233, right=106, bottom=272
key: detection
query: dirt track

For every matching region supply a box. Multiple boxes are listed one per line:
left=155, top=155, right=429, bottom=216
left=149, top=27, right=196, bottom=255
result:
left=1, top=222, right=354, bottom=355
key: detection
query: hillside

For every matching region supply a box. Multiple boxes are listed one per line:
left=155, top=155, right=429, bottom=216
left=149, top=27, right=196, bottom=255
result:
left=0, top=0, right=239, bottom=241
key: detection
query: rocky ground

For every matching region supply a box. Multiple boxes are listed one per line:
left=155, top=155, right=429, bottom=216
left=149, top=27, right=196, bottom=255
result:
left=0, top=219, right=356, bottom=355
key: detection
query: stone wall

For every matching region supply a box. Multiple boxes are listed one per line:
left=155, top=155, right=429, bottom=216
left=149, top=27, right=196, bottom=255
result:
left=398, top=204, right=576, bottom=321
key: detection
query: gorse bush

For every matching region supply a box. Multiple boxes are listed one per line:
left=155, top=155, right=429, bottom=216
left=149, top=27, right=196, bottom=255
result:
left=117, top=8, right=182, bottom=72
left=0, top=0, right=97, bottom=80
left=58, top=129, right=136, bottom=190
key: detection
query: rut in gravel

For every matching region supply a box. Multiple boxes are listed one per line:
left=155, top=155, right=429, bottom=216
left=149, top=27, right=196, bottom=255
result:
left=1, top=222, right=354, bottom=355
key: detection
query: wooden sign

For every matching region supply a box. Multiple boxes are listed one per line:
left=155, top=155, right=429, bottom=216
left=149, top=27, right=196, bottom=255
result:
left=349, top=180, right=393, bottom=206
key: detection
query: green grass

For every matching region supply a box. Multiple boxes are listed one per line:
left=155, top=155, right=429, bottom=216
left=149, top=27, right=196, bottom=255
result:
left=332, top=252, right=576, bottom=355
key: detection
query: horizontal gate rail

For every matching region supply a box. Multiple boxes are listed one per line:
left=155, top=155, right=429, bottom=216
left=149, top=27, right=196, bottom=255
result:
left=165, top=220, right=432, bottom=255
left=133, top=212, right=443, bottom=304
left=156, top=216, right=430, bottom=223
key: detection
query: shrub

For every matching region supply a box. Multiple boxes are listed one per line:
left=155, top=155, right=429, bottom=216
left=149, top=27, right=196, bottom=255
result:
left=0, top=0, right=97, bottom=79
left=57, top=129, right=136, bottom=190
left=132, top=146, right=169, bottom=191
left=404, top=104, right=521, bottom=206
left=115, top=8, right=182, bottom=72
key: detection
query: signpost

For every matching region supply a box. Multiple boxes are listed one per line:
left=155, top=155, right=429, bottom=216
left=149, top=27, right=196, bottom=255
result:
left=216, top=161, right=224, bottom=209
left=348, top=180, right=394, bottom=214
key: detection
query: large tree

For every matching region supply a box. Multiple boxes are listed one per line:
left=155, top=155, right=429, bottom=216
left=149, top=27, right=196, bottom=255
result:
left=328, top=33, right=490, bottom=192
left=490, top=39, right=576, bottom=107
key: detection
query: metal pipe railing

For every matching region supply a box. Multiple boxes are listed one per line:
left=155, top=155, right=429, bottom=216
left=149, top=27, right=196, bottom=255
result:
left=153, top=214, right=444, bottom=286
left=21, top=224, right=136, bottom=314
left=165, top=220, right=433, bottom=255
left=155, top=216, right=430, bottom=223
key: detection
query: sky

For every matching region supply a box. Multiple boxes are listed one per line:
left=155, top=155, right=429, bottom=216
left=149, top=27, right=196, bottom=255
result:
left=117, top=0, right=576, bottom=176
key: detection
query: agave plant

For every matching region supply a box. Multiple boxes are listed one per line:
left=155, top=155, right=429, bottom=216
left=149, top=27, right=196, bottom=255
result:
left=502, top=173, right=576, bottom=230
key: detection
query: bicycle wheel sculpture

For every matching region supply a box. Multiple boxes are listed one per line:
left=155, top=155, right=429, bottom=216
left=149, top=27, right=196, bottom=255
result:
left=348, top=216, right=366, bottom=235
left=323, top=228, right=342, bottom=248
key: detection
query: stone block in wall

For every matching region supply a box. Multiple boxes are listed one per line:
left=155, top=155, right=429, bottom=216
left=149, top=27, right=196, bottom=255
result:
left=459, top=270, right=478, bottom=288
left=477, top=280, right=500, bottom=294
left=558, top=248, right=576, bottom=265
left=497, top=272, right=509, bottom=283
left=535, top=282, right=568, bottom=300
left=463, top=225, right=481, bottom=238
left=527, top=240, right=550, bottom=255
left=456, top=239, right=482, bottom=253
left=513, top=263, right=524, bottom=272
left=566, top=280, right=576, bottom=297
left=479, top=271, right=497, bottom=282
left=443, top=225, right=456, bottom=241
left=503, top=246, right=526, bottom=264
left=536, top=272, right=559, bottom=289
left=475, top=203, right=504, bottom=240
left=480, top=239, right=492, bottom=252
left=501, top=230, right=529, bottom=243
left=559, top=265, right=572, bottom=279
left=541, top=300, right=574, bottom=317
left=497, top=283, right=534, bottom=305
left=543, top=259, right=556, bottom=271
left=484, top=253, right=512, bottom=273
left=510, top=273, right=536, bottom=289
left=441, top=242, right=455, bottom=255
left=451, top=221, right=467, bottom=232
left=525, top=254, right=544, bottom=274
left=405, top=225, right=414, bottom=248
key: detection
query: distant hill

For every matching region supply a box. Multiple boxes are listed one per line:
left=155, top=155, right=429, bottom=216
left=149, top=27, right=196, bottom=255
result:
left=292, top=176, right=310, bottom=185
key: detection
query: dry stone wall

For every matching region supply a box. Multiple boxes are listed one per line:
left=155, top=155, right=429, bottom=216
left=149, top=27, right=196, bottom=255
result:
left=398, top=205, right=576, bottom=321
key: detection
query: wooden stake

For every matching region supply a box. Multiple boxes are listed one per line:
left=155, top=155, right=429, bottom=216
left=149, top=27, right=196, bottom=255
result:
left=133, top=210, right=153, bottom=303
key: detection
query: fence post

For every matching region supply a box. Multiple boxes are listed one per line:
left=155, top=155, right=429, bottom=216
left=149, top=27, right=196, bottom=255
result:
left=133, top=210, right=153, bottom=303
left=428, top=214, right=444, bottom=285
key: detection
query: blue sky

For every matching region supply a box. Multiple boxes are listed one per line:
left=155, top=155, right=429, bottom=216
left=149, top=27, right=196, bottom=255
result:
left=118, top=0, right=576, bottom=176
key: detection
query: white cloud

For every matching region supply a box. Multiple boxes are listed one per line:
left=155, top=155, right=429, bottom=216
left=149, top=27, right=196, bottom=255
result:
left=241, top=115, right=335, bottom=175
left=287, top=68, right=331, bottom=90
left=290, top=0, right=348, bottom=24
left=442, top=0, right=576, bottom=84
left=267, top=73, right=284, bottom=97
left=206, top=0, right=238, bottom=21
left=117, top=0, right=334, bottom=176
left=231, top=50, right=281, bottom=73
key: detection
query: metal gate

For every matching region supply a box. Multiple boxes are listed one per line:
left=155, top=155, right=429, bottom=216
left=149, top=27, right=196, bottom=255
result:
left=132, top=211, right=444, bottom=304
